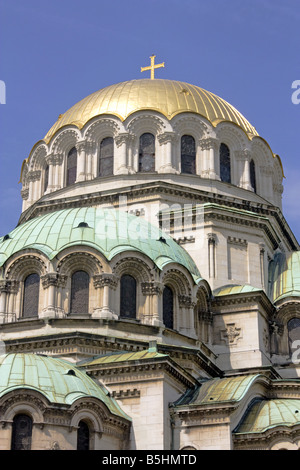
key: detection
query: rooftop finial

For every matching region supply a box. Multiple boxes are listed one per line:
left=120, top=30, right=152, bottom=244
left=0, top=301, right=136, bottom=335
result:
left=141, top=55, right=165, bottom=79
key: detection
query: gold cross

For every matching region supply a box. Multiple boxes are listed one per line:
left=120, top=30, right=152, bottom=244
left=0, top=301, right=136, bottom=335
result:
left=141, top=55, right=165, bottom=79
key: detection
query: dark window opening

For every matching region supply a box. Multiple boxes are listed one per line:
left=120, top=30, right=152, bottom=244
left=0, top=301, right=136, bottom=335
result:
left=77, top=420, right=90, bottom=451
left=23, top=273, right=40, bottom=318
left=44, top=165, right=49, bottom=192
left=250, top=159, right=257, bottom=193
left=99, top=137, right=114, bottom=177
left=70, top=271, right=90, bottom=314
left=139, top=133, right=155, bottom=172
left=220, top=143, right=231, bottom=183
left=66, top=147, right=77, bottom=186
left=181, top=135, right=196, bottom=174
left=120, top=274, right=137, bottom=319
left=11, top=414, right=33, bottom=451
left=163, top=285, right=174, bottom=329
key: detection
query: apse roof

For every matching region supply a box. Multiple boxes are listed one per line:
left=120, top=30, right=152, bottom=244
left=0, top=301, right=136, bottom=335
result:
left=268, top=251, right=300, bottom=303
left=213, top=284, right=262, bottom=297
left=44, top=79, right=259, bottom=144
left=234, top=398, right=300, bottom=435
left=173, top=374, right=260, bottom=406
left=0, top=207, right=202, bottom=282
left=0, top=353, right=130, bottom=419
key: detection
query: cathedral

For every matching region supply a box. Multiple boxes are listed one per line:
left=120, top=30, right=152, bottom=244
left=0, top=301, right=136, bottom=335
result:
left=0, top=56, right=300, bottom=451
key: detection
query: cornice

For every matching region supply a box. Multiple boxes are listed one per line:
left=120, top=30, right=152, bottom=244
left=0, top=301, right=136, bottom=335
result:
left=86, top=356, right=197, bottom=390
left=1, top=329, right=221, bottom=379
left=233, top=423, right=300, bottom=449
left=212, top=290, right=275, bottom=317
left=18, top=180, right=299, bottom=251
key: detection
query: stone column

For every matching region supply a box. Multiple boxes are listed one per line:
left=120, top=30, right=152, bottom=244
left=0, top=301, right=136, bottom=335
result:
left=259, top=243, right=266, bottom=291
left=6, top=280, right=19, bottom=323
left=178, top=295, right=197, bottom=338
left=0, top=281, right=7, bottom=323
left=115, top=133, right=131, bottom=175
left=21, top=188, right=29, bottom=212
left=261, top=165, right=274, bottom=202
left=27, top=170, right=41, bottom=202
left=199, top=137, right=219, bottom=179
left=75, top=140, right=87, bottom=182
left=207, top=233, right=217, bottom=279
left=85, top=141, right=94, bottom=180
left=157, top=132, right=177, bottom=173
left=141, top=282, right=164, bottom=327
left=45, top=154, right=55, bottom=193
left=237, top=149, right=252, bottom=191
left=56, top=274, right=67, bottom=318
left=92, top=274, right=119, bottom=319
left=40, top=273, right=60, bottom=318
left=52, top=154, right=63, bottom=190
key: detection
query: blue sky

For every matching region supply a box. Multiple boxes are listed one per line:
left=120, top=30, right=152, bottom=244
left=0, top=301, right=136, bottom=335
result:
left=0, top=0, right=299, bottom=243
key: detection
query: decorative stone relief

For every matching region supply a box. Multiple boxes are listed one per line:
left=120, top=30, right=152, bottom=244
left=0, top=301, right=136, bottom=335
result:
left=220, top=323, right=242, bottom=346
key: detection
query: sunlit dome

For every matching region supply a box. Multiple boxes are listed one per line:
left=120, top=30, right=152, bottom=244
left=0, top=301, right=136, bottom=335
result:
left=44, top=79, right=259, bottom=143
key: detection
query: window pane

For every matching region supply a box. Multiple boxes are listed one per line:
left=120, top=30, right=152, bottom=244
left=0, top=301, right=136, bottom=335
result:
left=99, top=137, right=114, bottom=177
left=139, top=133, right=155, bottom=172
left=23, top=273, right=40, bottom=318
left=181, top=135, right=196, bottom=174
left=120, top=275, right=136, bottom=319
left=250, top=159, right=256, bottom=193
left=163, top=286, right=174, bottom=329
left=288, top=318, right=300, bottom=353
left=11, top=414, right=33, bottom=450
left=44, top=165, right=49, bottom=192
left=77, top=421, right=90, bottom=450
left=67, top=147, right=77, bottom=186
left=220, top=143, right=231, bottom=183
left=70, top=271, right=89, bottom=314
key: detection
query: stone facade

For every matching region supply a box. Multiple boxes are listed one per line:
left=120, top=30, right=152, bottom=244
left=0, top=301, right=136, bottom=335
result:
left=0, top=78, right=300, bottom=450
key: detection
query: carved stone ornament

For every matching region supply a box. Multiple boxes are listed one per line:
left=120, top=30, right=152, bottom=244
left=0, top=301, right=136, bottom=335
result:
left=93, top=273, right=119, bottom=290
left=220, top=323, right=242, bottom=345
left=141, top=282, right=163, bottom=295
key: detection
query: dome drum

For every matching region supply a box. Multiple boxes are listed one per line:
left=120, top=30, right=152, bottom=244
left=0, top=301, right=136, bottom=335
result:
left=20, top=79, right=284, bottom=216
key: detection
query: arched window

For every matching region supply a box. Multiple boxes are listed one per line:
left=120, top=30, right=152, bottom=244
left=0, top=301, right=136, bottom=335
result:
left=66, top=147, right=77, bottom=186
left=250, top=159, right=257, bottom=193
left=120, top=274, right=136, bottom=319
left=11, top=414, right=33, bottom=450
left=139, top=133, right=155, bottom=172
left=99, top=137, right=114, bottom=177
left=44, top=165, right=49, bottom=192
left=77, top=420, right=90, bottom=450
left=288, top=318, right=300, bottom=354
left=181, top=135, right=196, bottom=174
left=70, top=271, right=89, bottom=314
left=220, top=143, right=231, bottom=183
left=163, top=285, right=174, bottom=329
left=23, top=273, right=40, bottom=318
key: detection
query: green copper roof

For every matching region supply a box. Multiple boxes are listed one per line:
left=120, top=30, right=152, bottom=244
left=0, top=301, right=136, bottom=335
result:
left=174, top=374, right=260, bottom=407
left=0, top=207, right=201, bottom=282
left=268, top=251, right=300, bottom=303
left=213, top=284, right=261, bottom=297
left=0, top=353, right=129, bottom=420
left=234, top=398, right=300, bottom=435
left=80, top=348, right=168, bottom=367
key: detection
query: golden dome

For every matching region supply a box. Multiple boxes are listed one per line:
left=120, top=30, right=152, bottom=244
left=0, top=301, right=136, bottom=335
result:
left=44, top=79, right=258, bottom=143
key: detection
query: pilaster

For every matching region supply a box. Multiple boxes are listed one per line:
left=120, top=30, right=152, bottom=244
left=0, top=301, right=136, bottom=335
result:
left=93, top=273, right=119, bottom=320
